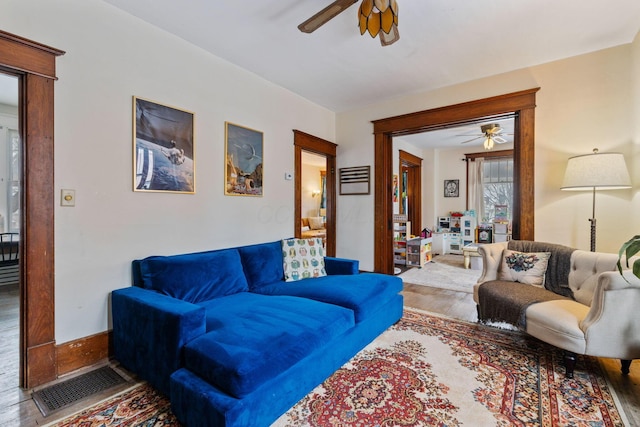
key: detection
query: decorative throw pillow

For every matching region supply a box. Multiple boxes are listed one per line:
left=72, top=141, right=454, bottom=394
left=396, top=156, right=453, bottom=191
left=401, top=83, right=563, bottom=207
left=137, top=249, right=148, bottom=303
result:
left=308, top=217, right=325, bottom=230
left=281, top=238, right=326, bottom=282
left=498, top=249, right=551, bottom=287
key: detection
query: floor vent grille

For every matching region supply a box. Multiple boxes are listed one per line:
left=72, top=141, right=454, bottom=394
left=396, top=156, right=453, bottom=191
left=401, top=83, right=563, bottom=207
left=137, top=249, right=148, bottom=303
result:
left=32, top=366, right=128, bottom=417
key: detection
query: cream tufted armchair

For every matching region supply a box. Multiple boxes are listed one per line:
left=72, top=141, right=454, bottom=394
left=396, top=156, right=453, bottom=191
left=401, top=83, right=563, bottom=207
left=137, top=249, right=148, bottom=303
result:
left=474, top=240, right=640, bottom=378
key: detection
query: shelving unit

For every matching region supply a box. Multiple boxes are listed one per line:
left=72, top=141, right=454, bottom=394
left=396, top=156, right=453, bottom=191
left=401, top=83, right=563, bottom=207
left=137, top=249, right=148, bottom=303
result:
left=393, top=215, right=410, bottom=266
left=493, top=222, right=511, bottom=242
left=406, top=237, right=433, bottom=268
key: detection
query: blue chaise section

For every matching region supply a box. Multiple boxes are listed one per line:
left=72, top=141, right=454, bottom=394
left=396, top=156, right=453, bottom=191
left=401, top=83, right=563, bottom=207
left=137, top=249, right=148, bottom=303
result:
left=112, top=239, right=403, bottom=426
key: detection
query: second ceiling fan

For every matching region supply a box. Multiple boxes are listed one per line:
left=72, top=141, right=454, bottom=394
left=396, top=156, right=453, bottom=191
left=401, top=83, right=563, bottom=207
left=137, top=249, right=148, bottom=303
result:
left=298, top=0, right=400, bottom=46
left=461, top=123, right=511, bottom=150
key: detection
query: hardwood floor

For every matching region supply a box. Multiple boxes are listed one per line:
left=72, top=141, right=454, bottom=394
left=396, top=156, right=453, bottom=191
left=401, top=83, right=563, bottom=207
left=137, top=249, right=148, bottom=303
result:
left=0, top=281, right=638, bottom=425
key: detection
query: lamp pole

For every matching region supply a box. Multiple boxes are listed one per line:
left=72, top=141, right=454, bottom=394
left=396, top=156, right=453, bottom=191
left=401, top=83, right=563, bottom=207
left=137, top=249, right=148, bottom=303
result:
left=589, top=186, right=596, bottom=252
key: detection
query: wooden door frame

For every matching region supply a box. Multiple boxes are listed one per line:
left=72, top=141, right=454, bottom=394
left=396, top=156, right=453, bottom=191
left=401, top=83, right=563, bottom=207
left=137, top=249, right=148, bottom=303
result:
left=373, top=88, right=539, bottom=274
left=399, top=150, right=422, bottom=236
left=293, top=130, right=337, bottom=256
left=0, top=30, right=64, bottom=388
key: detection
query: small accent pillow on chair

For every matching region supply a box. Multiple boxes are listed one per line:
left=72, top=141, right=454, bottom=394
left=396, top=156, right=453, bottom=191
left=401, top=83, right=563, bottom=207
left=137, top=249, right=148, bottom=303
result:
left=308, top=217, right=325, bottom=230
left=498, top=249, right=551, bottom=287
left=282, top=238, right=326, bottom=282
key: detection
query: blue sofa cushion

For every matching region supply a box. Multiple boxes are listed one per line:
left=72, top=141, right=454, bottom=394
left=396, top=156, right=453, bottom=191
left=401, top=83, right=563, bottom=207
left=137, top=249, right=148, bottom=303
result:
left=237, top=240, right=284, bottom=292
left=255, top=273, right=403, bottom=323
left=186, top=293, right=355, bottom=398
left=138, top=249, right=249, bottom=303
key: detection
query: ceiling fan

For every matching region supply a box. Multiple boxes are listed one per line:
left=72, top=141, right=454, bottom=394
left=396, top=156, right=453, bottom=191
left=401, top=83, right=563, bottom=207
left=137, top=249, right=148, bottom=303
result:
left=460, top=123, right=510, bottom=150
left=298, top=0, right=400, bottom=46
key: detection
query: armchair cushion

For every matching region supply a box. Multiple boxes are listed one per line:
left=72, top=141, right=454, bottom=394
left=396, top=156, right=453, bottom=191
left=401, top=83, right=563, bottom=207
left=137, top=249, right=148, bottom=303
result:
left=498, top=249, right=551, bottom=287
left=308, top=217, right=325, bottom=230
left=508, top=240, right=575, bottom=297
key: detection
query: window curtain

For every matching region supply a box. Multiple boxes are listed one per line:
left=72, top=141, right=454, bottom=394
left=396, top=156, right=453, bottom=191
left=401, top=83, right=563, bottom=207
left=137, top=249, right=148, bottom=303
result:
left=468, top=158, right=485, bottom=222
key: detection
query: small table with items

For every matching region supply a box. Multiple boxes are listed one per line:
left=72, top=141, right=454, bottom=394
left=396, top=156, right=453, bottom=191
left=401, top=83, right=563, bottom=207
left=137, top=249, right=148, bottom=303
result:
left=462, top=243, right=482, bottom=270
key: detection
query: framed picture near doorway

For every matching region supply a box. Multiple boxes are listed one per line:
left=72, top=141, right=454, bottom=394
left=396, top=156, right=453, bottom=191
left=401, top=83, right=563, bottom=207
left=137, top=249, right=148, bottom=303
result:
left=133, top=96, right=195, bottom=193
left=444, top=179, right=459, bottom=197
left=225, top=122, right=264, bottom=196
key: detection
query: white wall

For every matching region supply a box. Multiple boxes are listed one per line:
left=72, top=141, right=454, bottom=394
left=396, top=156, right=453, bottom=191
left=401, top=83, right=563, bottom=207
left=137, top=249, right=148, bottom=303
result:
left=631, top=31, right=640, bottom=233
left=2, top=0, right=336, bottom=344
left=337, top=41, right=639, bottom=271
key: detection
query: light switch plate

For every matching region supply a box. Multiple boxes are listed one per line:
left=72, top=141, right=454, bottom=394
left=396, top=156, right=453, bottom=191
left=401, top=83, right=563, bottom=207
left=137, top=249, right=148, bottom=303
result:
left=61, top=189, right=75, bottom=207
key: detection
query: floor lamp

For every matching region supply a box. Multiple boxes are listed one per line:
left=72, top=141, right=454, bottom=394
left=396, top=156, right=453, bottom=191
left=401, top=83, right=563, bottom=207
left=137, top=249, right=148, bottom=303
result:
left=561, top=148, right=631, bottom=252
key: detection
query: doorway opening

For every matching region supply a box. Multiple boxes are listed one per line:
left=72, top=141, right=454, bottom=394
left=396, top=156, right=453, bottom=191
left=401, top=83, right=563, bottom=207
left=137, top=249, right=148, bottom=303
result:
left=0, top=71, right=20, bottom=395
left=293, top=130, right=337, bottom=257
left=398, top=150, right=422, bottom=237
left=373, top=88, right=539, bottom=274
left=0, top=30, right=64, bottom=389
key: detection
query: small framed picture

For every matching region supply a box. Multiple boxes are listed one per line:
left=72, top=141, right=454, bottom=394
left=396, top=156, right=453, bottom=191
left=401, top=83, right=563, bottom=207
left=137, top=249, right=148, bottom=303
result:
left=444, top=179, right=459, bottom=198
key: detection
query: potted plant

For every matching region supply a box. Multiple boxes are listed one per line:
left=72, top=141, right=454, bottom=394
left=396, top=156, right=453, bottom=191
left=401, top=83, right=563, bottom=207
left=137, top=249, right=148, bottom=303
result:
left=617, top=235, right=640, bottom=280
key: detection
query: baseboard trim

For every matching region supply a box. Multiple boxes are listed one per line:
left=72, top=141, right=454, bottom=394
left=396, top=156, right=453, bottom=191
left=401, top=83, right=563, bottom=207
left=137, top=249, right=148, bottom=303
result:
left=56, top=331, right=112, bottom=376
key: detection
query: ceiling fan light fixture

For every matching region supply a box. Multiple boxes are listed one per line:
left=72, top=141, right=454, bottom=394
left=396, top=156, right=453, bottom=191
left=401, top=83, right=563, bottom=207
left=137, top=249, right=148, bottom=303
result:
left=484, top=136, right=494, bottom=150
left=359, top=0, right=399, bottom=44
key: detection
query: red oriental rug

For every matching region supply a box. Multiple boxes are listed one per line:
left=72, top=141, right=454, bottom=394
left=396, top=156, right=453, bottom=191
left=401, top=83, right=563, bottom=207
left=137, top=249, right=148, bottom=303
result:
left=48, top=309, right=628, bottom=426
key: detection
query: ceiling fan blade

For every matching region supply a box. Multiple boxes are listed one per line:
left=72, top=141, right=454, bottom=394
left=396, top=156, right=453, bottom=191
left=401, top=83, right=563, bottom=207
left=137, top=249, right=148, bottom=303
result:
left=460, top=136, right=483, bottom=144
left=298, top=0, right=359, bottom=33
left=494, top=136, right=508, bottom=144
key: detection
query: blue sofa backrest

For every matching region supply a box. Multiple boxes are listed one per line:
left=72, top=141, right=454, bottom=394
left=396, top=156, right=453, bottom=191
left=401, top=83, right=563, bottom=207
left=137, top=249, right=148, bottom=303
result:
left=131, top=240, right=286, bottom=299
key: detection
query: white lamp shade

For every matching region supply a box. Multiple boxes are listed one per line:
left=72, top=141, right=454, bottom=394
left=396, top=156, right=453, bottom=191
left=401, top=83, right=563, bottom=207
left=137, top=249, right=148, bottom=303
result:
left=561, top=151, right=631, bottom=191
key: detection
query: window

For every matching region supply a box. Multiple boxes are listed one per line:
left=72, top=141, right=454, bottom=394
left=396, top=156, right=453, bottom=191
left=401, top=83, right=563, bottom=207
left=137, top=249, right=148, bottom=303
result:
left=482, top=157, right=513, bottom=221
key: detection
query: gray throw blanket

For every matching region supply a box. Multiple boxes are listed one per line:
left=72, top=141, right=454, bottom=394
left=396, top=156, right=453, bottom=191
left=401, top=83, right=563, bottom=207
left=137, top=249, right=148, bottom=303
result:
left=478, top=281, right=570, bottom=328
left=508, top=240, right=575, bottom=298
left=477, top=240, right=577, bottom=328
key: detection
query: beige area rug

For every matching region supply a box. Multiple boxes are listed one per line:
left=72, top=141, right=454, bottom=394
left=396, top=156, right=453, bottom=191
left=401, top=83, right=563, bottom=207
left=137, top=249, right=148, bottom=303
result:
left=399, top=254, right=482, bottom=293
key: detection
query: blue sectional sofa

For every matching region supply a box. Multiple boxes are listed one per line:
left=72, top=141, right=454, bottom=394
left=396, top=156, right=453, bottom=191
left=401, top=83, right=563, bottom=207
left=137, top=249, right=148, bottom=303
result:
left=112, top=239, right=403, bottom=427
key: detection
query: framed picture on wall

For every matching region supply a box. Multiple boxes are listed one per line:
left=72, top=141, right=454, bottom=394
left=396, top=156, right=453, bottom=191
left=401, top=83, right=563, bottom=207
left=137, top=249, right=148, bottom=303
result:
left=133, top=96, right=195, bottom=193
left=444, top=179, right=459, bottom=197
left=225, top=122, right=263, bottom=196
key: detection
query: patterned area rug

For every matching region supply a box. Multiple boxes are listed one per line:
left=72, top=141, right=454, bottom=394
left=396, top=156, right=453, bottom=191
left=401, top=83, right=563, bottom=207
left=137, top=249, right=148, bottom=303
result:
left=399, top=254, right=482, bottom=293
left=48, top=309, right=627, bottom=427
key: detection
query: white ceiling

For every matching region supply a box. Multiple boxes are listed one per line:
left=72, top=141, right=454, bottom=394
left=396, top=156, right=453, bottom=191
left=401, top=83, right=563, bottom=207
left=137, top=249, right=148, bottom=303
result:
left=101, top=0, right=640, bottom=114
left=398, top=115, right=514, bottom=150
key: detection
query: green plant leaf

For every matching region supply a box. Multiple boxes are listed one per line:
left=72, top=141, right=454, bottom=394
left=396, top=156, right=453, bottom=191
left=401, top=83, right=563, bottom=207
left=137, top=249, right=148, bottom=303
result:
left=617, top=235, right=640, bottom=281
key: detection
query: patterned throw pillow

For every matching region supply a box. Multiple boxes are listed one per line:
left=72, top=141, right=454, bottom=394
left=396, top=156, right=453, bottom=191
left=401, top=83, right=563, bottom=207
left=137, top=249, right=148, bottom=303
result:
left=498, top=249, right=551, bottom=287
left=282, top=238, right=326, bottom=282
